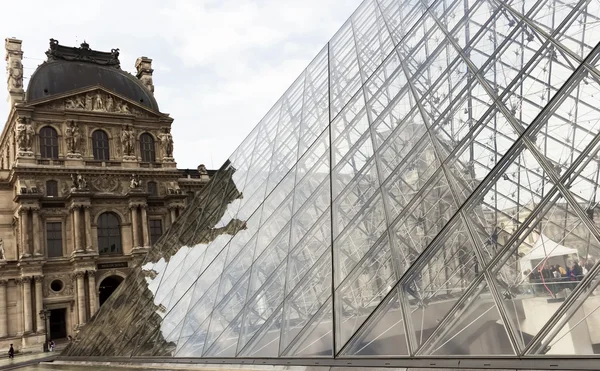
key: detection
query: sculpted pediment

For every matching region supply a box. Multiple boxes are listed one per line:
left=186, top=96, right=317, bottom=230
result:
left=31, top=88, right=159, bottom=118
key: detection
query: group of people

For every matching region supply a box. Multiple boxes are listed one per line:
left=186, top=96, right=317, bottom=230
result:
left=6, top=339, right=59, bottom=359
left=526, top=261, right=589, bottom=282
left=524, top=260, right=595, bottom=295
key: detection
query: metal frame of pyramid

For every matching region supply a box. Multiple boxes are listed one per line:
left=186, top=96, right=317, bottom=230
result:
left=64, top=0, right=600, bottom=368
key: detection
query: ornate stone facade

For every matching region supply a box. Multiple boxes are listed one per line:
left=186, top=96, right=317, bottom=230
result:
left=0, top=38, right=213, bottom=352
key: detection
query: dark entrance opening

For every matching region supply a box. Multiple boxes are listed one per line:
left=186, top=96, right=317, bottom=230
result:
left=49, top=308, right=67, bottom=340
left=99, top=275, right=124, bottom=306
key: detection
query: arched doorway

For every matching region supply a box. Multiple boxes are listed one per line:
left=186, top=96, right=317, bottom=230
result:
left=98, top=275, right=124, bottom=306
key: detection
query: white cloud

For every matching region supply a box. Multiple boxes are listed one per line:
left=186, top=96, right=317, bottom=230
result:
left=0, top=0, right=363, bottom=168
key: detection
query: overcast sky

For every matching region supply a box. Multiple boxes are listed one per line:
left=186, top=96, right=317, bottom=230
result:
left=0, top=0, right=362, bottom=170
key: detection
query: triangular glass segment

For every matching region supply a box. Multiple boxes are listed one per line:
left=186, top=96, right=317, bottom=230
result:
left=402, top=218, right=480, bottom=350
left=282, top=296, right=333, bottom=357
left=340, top=288, right=408, bottom=356
left=418, top=277, right=516, bottom=356
left=64, top=0, right=600, bottom=364
left=490, top=190, right=600, bottom=353
left=531, top=269, right=600, bottom=355
left=238, top=306, right=284, bottom=357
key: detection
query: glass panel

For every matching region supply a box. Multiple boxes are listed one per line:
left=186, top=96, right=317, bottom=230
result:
left=340, top=288, right=408, bottom=356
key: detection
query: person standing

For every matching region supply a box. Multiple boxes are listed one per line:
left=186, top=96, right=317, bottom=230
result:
left=8, top=344, right=14, bottom=359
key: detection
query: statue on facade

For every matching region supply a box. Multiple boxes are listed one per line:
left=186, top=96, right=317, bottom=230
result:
left=105, top=95, right=114, bottom=112
left=158, top=128, right=174, bottom=158
left=93, top=91, right=104, bottom=111
left=198, top=164, right=208, bottom=175
left=121, top=125, right=135, bottom=156
left=71, top=173, right=88, bottom=191
left=16, top=117, right=34, bottom=151
left=129, top=173, right=141, bottom=189
left=85, top=93, right=93, bottom=110
left=0, top=238, right=5, bottom=260
left=65, top=120, right=81, bottom=153
left=7, top=59, right=23, bottom=90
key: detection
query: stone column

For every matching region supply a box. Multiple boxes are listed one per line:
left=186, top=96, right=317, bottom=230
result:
left=131, top=206, right=140, bottom=248
left=75, top=271, right=86, bottom=325
left=32, top=208, right=42, bottom=256
left=141, top=206, right=149, bottom=247
left=34, top=276, right=44, bottom=333
left=73, top=206, right=82, bottom=252
left=88, top=271, right=97, bottom=316
left=15, top=279, right=23, bottom=335
left=0, top=280, right=7, bottom=337
left=20, top=208, right=30, bottom=257
left=84, top=206, right=93, bottom=252
left=22, top=276, right=32, bottom=333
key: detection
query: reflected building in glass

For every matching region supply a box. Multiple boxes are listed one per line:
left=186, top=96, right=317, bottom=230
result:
left=66, top=0, right=600, bottom=364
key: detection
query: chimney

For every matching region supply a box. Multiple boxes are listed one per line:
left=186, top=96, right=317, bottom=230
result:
left=135, top=56, right=154, bottom=95
left=5, top=38, right=24, bottom=106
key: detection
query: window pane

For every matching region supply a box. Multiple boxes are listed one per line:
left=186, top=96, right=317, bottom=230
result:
left=92, top=130, right=110, bottom=161
left=150, top=219, right=163, bottom=245
left=140, top=133, right=155, bottom=162
left=39, top=127, right=58, bottom=159
left=46, top=222, right=62, bottom=257
left=46, top=180, right=58, bottom=197
left=97, top=212, right=122, bottom=254
left=147, top=181, right=158, bottom=196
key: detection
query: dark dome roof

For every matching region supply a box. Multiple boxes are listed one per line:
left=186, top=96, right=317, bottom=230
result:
left=25, top=40, right=158, bottom=111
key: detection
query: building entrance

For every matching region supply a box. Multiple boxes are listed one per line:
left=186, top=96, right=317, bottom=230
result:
left=98, top=275, right=124, bottom=306
left=49, top=308, right=67, bottom=340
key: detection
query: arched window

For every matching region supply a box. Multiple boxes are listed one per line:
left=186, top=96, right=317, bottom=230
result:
left=147, top=181, right=158, bottom=196
left=46, top=180, right=58, bottom=197
left=140, top=133, right=155, bottom=163
left=39, top=126, right=59, bottom=159
left=97, top=212, right=122, bottom=255
left=92, top=130, right=110, bottom=161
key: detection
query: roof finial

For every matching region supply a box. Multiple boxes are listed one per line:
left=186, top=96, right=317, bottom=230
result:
left=81, top=40, right=89, bottom=50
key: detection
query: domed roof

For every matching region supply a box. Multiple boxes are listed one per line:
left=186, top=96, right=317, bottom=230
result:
left=26, top=40, right=158, bottom=111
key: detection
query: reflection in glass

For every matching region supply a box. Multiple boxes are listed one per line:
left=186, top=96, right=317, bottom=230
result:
left=65, top=0, right=600, bottom=362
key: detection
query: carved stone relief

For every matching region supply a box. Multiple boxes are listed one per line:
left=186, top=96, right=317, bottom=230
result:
left=39, top=89, right=152, bottom=117
left=91, top=175, right=121, bottom=193
left=43, top=274, right=74, bottom=298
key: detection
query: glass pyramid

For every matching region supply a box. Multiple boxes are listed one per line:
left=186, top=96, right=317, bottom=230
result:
left=66, top=0, right=600, bottom=361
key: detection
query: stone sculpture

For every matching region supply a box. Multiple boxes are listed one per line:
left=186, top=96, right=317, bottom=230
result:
left=71, top=173, right=88, bottom=191
left=121, top=125, right=135, bottom=156
left=159, top=128, right=174, bottom=158
left=65, top=120, right=81, bottom=153
left=16, top=117, right=34, bottom=151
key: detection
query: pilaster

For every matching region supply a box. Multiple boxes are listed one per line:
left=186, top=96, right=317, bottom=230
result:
left=22, top=276, right=32, bottom=333
left=34, top=276, right=44, bottom=333
left=0, top=279, right=7, bottom=337
left=87, top=271, right=97, bottom=317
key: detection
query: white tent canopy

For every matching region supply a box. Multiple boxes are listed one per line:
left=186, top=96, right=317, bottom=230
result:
left=519, top=233, right=579, bottom=272
left=526, top=233, right=579, bottom=261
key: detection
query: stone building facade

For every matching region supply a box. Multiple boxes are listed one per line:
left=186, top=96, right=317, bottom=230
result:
left=0, top=38, right=211, bottom=351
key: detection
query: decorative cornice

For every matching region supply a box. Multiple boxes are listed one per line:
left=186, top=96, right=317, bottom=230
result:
left=46, top=39, right=121, bottom=69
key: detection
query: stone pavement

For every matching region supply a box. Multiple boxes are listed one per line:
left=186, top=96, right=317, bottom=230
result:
left=0, top=352, right=57, bottom=370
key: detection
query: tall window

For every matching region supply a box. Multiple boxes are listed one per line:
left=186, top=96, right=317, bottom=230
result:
left=39, top=126, right=59, bottom=159
left=147, top=181, right=158, bottom=196
left=46, top=222, right=63, bottom=257
left=92, top=130, right=110, bottom=161
left=97, top=212, right=122, bottom=254
left=149, top=219, right=163, bottom=245
left=46, top=180, right=58, bottom=197
left=140, top=133, right=155, bottom=163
